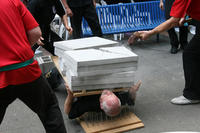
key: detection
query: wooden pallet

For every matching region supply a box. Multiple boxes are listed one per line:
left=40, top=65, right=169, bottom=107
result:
left=52, top=56, right=129, bottom=97
left=77, top=111, right=144, bottom=133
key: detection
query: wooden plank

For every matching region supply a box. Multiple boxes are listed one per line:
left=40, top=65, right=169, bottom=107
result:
left=73, top=87, right=129, bottom=97
left=100, top=122, right=144, bottom=133
left=78, top=112, right=144, bottom=133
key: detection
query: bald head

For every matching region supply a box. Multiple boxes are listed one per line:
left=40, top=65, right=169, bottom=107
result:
left=100, top=90, right=121, bottom=117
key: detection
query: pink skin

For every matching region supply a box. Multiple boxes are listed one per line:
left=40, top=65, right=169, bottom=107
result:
left=99, top=90, right=121, bottom=116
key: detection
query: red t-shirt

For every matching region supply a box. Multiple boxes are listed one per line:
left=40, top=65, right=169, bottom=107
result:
left=0, top=0, right=41, bottom=88
left=170, top=0, right=200, bottom=21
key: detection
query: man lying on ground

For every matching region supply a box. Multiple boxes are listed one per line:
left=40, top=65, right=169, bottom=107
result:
left=64, top=81, right=141, bottom=119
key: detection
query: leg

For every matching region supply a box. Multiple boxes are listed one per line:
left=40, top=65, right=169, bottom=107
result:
left=179, top=26, right=188, bottom=49
left=0, top=86, right=16, bottom=125
left=171, top=25, right=200, bottom=104
left=83, top=4, right=102, bottom=37
left=17, top=76, right=66, bottom=133
left=183, top=25, right=200, bottom=100
left=70, top=7, right=83, bottom=39
left=167, top=28, right=179, bottom=54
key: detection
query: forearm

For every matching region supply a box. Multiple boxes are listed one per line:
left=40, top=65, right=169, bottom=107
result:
left=93, top=0, right=96, bottom=7
left=64, top=95, right=73, bottom=115
left=61, top=0, right=69, bottom=9
left=61, top=14, right=68, bottom=28
left=149, top=17, right=180, bottom=36
left=27, top=26, right=41, bottom=46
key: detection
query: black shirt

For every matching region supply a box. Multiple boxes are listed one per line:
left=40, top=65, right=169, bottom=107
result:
left=27, top=0, right=66, bottom=25
left=67, top=0, right=93, bottom=7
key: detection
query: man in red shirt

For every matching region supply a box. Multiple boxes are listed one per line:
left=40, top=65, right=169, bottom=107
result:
left=128, top=0, right=200, bottom=105
left=0, top=0, right=67, bottom=132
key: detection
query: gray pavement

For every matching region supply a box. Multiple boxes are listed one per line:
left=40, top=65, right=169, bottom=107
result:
left=1, top=33, right=200, bottom=133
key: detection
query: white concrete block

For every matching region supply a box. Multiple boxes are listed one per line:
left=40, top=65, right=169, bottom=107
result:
left=66, top=71, right=135, bottom=86
left=70, top=82, right=134, bottom=91
left=64, top=60, right=137, bottom=76
left=54, top=36, right=118, bottom=51
left=63, top=46, right=138, bottom=67
left=62, top=46, right=138, bottom=76
left=54, top=47, right=64, bottom=57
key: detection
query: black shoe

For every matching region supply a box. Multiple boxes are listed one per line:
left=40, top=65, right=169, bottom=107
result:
left=180, top=43, right=188, bottom=50
left=44, top=67, right=64, bottom=90
left=170, top=46, right=178, bottom=54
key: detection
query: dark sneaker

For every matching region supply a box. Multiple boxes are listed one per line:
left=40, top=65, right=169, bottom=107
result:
left=170, top=46, right=178, bottom=54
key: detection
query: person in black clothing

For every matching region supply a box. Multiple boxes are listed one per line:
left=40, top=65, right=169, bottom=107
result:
left=64, top=81, right=141, bottom=119
left=160, top=0, right=188, bottom=54
left=61, top=0, right=102, bottom=39
left=26, top=0, right=72, bottom=55
left=103, top=0, right=131, bottom=5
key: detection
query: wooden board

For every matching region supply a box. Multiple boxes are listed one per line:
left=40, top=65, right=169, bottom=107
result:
left=52, top=56, right=129, bottom=97
left=78, top=112, right=144, bottom=133
left=72, top=87, right=129, bottom=97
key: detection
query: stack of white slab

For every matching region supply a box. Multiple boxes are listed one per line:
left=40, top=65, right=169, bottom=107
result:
left=63, top=46, right=138, bottom=91
left=53, top=37, right=118, bottom=75
left=54, top=37, right=118, bottom=57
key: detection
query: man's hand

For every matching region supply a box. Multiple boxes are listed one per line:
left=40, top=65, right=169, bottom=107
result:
left=128, top=32, right=140, bottom=45
left=65, top=26, right=73, bottom=35
left=128, top=31, right=152, bottom=45
left=65, top=84, right=73, bottom=97
left=66, top=7, right=73, bottom=17
left=179, top=17, right=192, bottom=26
left=159, top=1, right=164, bottom=10
left=36, top=36, right=44, bottom=46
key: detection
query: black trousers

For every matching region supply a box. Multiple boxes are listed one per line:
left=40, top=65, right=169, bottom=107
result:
left=164, top=0, right=188, bottom=49
left=0, top=76, right=67, bottom=133
left=69, top=4, right=102, bottom=39
left=68, top=91, right=134, bottom=119
left=183, top=20, right=200, bottom=100
left=167, top=26, right=188, bottom=49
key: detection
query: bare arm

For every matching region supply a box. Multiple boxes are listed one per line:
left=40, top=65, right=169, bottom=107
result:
left=128, top=17, right=180, bottom=45
left=61, top=0, right=73, bottom=17
left=64, top=85, right=74, bottom=114
left=61, top=14, right=73, bottom=34
left=146, top=17, right=180, bottom=38
left=93, top=0, right=96, bottom=7
left=26, top=26, right=42, bottom=46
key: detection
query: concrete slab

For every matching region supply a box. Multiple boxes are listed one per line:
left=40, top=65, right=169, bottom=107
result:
left=54, top=36, right=118, bottom=51
left=63, top=46, right=138, bottom=67
left=54, top=37, right=118, bottom=57
left=63, top=46, right=138, bottom=76
left=66, top=70, right=135, bottom=91
left=69, top=82, right=134, bottom=91
left=64, top=60, right=137, bottom=77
